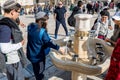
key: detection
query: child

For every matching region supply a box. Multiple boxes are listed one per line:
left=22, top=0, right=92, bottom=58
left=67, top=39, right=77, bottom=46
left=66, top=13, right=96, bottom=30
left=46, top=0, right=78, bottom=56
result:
left=27, top=12, right=64, bottom=80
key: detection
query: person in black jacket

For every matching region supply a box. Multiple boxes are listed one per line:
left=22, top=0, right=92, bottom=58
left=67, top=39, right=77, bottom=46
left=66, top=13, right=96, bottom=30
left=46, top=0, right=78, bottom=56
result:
left=67, top=1, right=83, bottom=27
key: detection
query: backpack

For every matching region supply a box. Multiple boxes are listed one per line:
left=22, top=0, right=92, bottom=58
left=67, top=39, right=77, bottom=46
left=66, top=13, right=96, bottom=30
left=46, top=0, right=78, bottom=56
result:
left=91, top=18, right=98, bottom=30
left=67, top=7, right=82, bottom=27
left=39, top=28, right=50, bottom=56
left=67, top=13, right=76, bottom=27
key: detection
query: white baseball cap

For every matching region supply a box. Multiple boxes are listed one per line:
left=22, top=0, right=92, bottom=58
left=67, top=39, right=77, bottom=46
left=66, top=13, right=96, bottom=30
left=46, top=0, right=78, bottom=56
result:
left=35, top=12, right=46, bottom=19
left=112, top=11, right=120, bottom=20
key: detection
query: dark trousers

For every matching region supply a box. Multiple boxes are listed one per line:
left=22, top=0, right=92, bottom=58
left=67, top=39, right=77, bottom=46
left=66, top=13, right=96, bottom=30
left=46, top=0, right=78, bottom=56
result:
left=32, top=60, right=45, bottom=80
left=55, top=20, right=68, bottom=38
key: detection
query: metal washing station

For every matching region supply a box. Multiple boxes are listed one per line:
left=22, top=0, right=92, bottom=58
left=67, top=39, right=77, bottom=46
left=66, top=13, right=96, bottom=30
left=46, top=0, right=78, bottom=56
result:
left=49, top=14, right=114, bottom=80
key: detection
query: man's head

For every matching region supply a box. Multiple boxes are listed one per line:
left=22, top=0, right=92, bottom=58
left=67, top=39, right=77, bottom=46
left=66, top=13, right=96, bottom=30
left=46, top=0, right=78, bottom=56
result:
left=100, top=10, right=109, bottom=22
left=58, top=1, right=63, bottom=8
left=35, top=11, right=49, bottom=28
left=3, top=0, right=21, bottom=20
left=77, top=1, right=83, bottom=7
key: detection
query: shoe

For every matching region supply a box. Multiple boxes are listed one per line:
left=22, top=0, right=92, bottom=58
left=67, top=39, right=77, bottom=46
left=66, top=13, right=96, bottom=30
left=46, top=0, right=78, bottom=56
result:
left=66, top=33, right=69, bottom=36
left=55, top=35, right=57, bottom=39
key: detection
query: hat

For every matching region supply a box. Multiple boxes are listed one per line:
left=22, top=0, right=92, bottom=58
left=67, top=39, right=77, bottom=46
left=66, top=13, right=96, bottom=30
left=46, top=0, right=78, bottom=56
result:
left=112, top=11, right=120, bottom=20
left=35, top=12, right=46, bottom=19
left=3, top=0, right=17, bottom=9
left=103, top=6, right=110, bottom=10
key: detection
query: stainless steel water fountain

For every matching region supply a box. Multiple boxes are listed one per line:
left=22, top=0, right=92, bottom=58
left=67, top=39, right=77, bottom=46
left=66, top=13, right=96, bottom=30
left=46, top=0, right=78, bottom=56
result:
left=50, top=14, right=114, bottom=80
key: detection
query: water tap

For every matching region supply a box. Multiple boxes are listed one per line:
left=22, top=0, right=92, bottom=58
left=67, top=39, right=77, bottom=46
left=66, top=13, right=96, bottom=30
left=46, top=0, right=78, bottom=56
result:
left=63, top=36, right=70, bottom=55
left=88, top=30, right=96, bottom=38
left=72, top=54, right=78, bottom=62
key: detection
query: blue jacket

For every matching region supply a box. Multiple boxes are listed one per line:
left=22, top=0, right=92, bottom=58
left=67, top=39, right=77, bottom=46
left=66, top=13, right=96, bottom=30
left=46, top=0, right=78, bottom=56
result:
left=27, top=23, right=59, bottom=63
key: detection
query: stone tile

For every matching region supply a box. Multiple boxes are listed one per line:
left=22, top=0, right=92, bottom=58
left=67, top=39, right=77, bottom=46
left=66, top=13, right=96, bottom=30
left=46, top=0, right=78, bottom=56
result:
left=0, top=73, right=7, bottom=80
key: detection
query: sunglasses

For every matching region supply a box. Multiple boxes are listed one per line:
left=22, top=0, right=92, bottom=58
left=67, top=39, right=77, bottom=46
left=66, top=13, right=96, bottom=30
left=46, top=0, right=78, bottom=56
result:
left=58, top=4, right=62, bottom=5
left=112, top=18, right=115, bottom=21
left=15, top=10, right=20, bottom=13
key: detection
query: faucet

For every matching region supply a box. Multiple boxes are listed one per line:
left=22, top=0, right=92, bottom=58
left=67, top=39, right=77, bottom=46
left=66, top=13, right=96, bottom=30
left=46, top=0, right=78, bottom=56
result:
left=63, top=36, right=70, bottom=55
left=88, top=30, right=96, bottom=39
left=63, top=36, right=71, bottom=61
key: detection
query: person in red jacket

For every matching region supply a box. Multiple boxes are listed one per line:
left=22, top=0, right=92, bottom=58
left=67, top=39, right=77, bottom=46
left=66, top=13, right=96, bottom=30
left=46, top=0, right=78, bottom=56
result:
left=104, top=12, right=120, bottom=80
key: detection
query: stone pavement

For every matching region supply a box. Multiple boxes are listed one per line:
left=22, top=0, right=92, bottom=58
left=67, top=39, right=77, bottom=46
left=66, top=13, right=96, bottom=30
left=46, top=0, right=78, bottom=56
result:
left=0, top=9, right=115, bottom=80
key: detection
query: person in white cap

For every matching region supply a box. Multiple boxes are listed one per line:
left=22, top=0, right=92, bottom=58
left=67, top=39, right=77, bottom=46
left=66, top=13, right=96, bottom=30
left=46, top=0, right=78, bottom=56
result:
left=105, top=11, right=120, bottom=46
left=27, top=11, right=65, bottom=80
left=0, top=0, right=25, bottom=80
left=104, top=12, right=120, bottom=80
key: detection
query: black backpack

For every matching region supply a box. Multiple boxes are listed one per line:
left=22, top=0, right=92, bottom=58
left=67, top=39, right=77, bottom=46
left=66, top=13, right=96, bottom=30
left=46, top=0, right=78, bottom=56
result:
left=67, top=13, right=76, bottom=27
left=67, top=7, right=82, bottom=27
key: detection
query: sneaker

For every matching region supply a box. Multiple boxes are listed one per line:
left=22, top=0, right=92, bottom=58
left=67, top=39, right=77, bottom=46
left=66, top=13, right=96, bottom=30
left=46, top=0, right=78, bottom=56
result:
left=55, top=35, right=57, bottom=39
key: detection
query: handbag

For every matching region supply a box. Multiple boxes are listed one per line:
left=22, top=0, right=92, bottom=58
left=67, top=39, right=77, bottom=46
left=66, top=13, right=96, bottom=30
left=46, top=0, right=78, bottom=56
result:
left=39, top=28, right=50, bottom=56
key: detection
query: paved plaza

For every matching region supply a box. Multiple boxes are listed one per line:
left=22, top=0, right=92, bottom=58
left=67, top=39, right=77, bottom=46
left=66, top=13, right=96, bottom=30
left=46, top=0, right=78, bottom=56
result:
left=0, top=9, right=116, bottom=80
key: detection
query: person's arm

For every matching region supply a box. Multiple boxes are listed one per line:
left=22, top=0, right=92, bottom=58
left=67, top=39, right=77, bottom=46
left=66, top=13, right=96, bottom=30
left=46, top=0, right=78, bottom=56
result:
left=42, top=30, right=59, bottom=50
left=0, top=25, right=24, bottom=54
left=53, top=8, right=57, bottom=20
left=16, top=18, right=26, bottom=27
left=54, top=13, right=56, bottom=20
left=64, top=12, right=67, bottom=18
left=94, top=23, right=100, bottom=37
left=108, top=19, right=113, bottom=30
left=105, top=38, right=116, bottom=46
left=42, top=31, right=65, bottom=54
left=0, top=42, right=22, bottom=54
left=64, top=7, right=67, bottom=18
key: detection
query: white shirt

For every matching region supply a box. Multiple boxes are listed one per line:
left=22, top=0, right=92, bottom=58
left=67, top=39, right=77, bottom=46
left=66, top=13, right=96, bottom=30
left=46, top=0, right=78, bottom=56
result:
left=94, top=20, right=109, bottom=37
left=0, top=40, right=22, bottom=64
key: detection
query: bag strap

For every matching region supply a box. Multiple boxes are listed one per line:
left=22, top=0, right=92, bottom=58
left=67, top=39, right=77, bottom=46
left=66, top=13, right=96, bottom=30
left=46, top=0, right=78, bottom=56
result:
left=39, top=28, right=45, bottom=44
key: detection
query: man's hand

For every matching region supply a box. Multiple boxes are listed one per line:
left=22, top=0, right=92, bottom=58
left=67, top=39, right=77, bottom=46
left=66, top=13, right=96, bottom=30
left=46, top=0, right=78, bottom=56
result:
left=21, top=39, right=25, bottom=45
left=108, top=26, right=113, bottom=30
left=105, top=38, right=111, bottom=42
left=20, top=22, right=26, bottom=28
left=58, top=47, right=65, bottom=55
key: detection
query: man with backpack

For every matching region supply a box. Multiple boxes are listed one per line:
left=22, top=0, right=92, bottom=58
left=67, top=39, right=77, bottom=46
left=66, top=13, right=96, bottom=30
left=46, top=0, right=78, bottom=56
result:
left=67, top=0, right=83, bottom=27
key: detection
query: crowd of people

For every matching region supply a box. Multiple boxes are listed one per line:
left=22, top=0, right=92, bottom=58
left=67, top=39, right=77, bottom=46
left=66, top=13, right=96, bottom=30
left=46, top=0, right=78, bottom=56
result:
left=0, top=0, right=120, bottom=80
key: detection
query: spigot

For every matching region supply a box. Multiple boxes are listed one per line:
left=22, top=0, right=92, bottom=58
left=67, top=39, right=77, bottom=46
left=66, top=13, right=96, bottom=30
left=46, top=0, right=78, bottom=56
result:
left=63, top=36, right=70, bottom=42
left=88, top=30, right=96, bottom=38
left=63, top=36, right=73, bottom=48
left=72, top=54, right=78, bottom=62
left=95, top=43, right=105, bottom=62
left=63, top=36, right=70, bottom=61
left=69, top=29, right=75, bottom=36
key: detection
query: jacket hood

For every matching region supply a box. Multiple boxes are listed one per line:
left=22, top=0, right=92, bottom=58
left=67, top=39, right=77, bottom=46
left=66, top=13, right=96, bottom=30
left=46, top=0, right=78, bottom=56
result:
left=27, top=23, right=38, bottom=32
